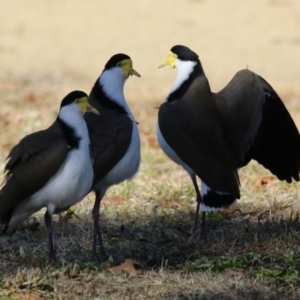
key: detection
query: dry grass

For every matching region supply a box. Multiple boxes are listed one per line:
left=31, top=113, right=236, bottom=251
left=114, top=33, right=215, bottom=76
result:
left=1, top=77, right=300, bottom=300
left=1, top=1, right=300, bottom=298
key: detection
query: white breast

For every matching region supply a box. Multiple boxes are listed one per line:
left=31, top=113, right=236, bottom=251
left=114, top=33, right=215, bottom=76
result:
left=169, top=60, right=197, bottom=95
left=156, top=123, right=194, bottom=178
left=95, top=122, right=140, bottom=189
left=6, top=146, right=94, bottom=234
left=21, top=147, right=91, bottom=207
left=36, top=147, right=93, bottom=212
left=6, top=106, right=94, bottom=234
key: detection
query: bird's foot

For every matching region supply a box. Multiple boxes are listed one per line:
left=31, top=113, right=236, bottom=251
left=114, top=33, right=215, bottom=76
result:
left=200, top=218, right=207, bottom=242
left=199, top=230, right=207, bottom=242
left=100, top=251, right=109, bottom=263
left=91, top=249, right=108, bottom=263
left=48, top=249, right=57, bottom=263
left=188, top=223, right=207, bottom=243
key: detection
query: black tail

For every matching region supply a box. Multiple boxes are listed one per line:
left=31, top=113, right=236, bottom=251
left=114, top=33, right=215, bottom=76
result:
left=201, top=183, right=238, bottom=211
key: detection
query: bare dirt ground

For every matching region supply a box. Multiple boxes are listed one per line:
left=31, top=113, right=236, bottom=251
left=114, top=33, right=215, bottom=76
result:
left=0, top=1, right=300, bottom=299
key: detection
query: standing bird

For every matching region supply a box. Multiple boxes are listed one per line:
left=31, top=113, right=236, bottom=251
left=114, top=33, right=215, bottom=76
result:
left=157, top=45, right=300, bottom=239
left=0, top=91, right=99, bottom=261
left=84, top=54, right=141, bottom=260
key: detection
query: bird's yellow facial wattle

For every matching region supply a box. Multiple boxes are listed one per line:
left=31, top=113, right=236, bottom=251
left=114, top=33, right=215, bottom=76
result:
left=158, top=51, right=177, bottom=69
left=75, top=96, right=100, bottom=115
left=118, top=59, right=141, bottom=78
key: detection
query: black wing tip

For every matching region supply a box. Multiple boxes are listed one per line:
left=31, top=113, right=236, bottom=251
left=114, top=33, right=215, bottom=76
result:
left=252, top=77, right=300, bottom=184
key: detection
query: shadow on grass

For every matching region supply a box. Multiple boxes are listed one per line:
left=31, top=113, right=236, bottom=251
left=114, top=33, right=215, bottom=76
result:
left=1, top=207, right=300, bottom=299
left=1, top=207, right=300, bottom=267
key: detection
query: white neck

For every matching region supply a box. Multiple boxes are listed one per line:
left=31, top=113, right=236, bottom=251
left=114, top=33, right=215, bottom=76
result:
left=99, top=68, right=135, bottom=121
left=166, top=60, right=197, bottom=102
left=59, top=103, right=90, bottom=148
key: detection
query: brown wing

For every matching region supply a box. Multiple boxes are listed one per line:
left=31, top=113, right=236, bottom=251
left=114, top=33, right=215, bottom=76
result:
left=218, top=69, right=300, bottom=182
left=215, top=69, right=265, bottom=166
left=251, top=75, right=300, bottom=182
left=84, top=109, right=133, bottom=186
left=159, top=100, right=240, bottom=197
left=0, top=130, right=68, bottom=223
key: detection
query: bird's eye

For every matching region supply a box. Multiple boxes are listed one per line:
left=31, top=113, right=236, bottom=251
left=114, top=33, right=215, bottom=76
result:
left=74, top=99, right=79, bottom=104
left=117, top=62, right=122, bottom=68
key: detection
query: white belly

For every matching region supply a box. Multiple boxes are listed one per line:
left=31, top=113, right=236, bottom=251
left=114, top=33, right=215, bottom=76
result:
left=35, top=148, right=93, bottom=212
left=157, top=124, right=238, bottom=212
left=156, top=123, right=194, bottom=178
left=7, top=147, right=93, bottom=234
left=95, top=123, right=140, bottom=190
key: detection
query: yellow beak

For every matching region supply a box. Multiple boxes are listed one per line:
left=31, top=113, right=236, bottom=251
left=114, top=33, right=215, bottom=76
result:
left=129, top=68, right=141, bottom=77
left=86, top=103, right=100, bottom=115
left=158, top=51, right=176, bottom=69
left=78, top=96, right=100, bottom=115
left=121, top=59, right=141, bottom=78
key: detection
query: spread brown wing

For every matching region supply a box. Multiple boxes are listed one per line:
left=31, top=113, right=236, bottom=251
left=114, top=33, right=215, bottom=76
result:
left=84, top=110, right=133, bottom=186
left=251, top=75, right=300, bottom=182
left=159, top=101, right=240, bottom=197
left=218, top=69, right=300, bottom=183
left=0, top=130, right=68, bottom=223
left=215, top=70, right=265, bottom=167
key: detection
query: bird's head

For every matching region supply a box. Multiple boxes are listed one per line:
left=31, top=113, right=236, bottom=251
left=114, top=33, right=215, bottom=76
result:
left=159, top=45, right=199, bottom=70
left=61, top=91, right=100, bottom=115
left=103, top=53, right=141, bottom=79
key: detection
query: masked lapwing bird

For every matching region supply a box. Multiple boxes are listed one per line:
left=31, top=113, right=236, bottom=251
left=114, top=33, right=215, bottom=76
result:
left=84, top=54, right=141, bottom=260
left=157, top=45, right=300, bottom=239
left=0, top=91, right=99, bottom=261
